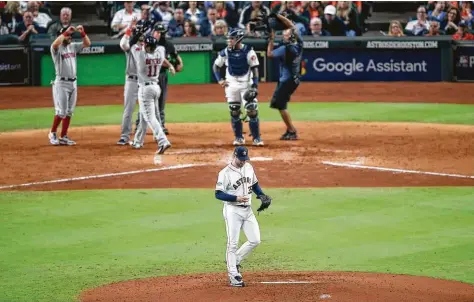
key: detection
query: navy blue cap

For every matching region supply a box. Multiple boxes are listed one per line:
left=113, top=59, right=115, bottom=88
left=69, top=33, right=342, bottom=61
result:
left=234, top=146, right=250, bottom=161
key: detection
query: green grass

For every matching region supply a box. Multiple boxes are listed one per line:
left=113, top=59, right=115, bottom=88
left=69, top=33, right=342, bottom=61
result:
left=1, top=188, right=473, bottom=302
left=0, top=102, right=473, bottom=132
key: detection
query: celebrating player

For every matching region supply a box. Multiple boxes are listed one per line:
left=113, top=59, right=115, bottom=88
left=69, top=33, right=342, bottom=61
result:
left=267, top=13, right=303, bottom=140
left=116, top=18, right=152, bottom=145
left=48, top=25, right=91, bottom=145
left=213, top=29, right=264, bottom=147
left=215, top=146, right=272, bottom=287
left=129, top=34, right=174, bottom=155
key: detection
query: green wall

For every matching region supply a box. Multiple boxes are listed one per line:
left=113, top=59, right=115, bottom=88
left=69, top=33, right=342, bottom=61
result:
left=40, top=52, right=211, bottom=87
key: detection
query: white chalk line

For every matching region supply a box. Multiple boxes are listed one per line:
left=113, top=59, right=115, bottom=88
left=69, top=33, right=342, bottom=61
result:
left=0, top=163, right=206, bottom=190
left=322, top=161, right=474, bottom=179
left=260, top=281, right=323, bottom=284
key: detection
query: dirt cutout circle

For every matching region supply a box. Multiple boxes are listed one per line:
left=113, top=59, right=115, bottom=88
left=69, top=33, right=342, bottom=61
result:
left=80, top=271, right=474, bottom=302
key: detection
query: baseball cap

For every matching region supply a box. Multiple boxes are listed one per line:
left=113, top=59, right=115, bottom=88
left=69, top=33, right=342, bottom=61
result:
left=324, top=5, right=336, bottom=16
left=234, top=146, right=250, bottom=161
left=154, top=23, right=167, bottom=33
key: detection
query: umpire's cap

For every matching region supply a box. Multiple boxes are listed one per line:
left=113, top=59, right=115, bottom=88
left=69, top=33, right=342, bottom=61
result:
left=234, top=146, right=250, bottom=161
left=57, top=26, right=68, bottom=37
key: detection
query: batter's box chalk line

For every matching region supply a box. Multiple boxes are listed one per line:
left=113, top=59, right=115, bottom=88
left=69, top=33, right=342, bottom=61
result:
left=321, top=161, right=474, bottom=179
left=0, top=163, right=207, bottom=190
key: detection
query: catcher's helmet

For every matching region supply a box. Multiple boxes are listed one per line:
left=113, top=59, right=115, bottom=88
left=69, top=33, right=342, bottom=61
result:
left=154, top=22, right=167, bottom=33
left=227, top=29, right=245, bottom=49
left=144, top=35, right=157, bottom=52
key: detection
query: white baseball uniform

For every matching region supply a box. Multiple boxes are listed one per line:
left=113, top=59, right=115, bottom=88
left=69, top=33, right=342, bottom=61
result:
left=214, top=44, right=259, bottom=106
left=119, top=35, right=139, bottom=142
left=216, top=162, right=261, bottom=278
left=130, top=44, right=169, bottom=148
left=51, top=42, right=83, bottom=118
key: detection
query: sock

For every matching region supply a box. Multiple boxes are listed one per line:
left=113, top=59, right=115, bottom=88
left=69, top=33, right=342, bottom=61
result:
left=231, top=117, right=243, bottom=139
left=61, top=116, right=71, bottom=137
left=51, top=115, right=62, bottom=133
left=249, top=117, right=260, bottom=139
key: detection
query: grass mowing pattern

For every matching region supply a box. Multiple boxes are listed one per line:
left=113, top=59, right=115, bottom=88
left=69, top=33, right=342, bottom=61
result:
left=0, top=188, right=473, bottom=301
left=0, top=102, right=473, bottom=132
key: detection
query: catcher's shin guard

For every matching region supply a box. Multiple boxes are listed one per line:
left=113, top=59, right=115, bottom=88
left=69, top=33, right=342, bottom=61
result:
left=230, top=103, right=243, bottom=139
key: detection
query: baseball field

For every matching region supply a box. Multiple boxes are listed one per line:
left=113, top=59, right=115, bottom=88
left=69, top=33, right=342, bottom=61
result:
left=0, top=82, right=473, bottom=301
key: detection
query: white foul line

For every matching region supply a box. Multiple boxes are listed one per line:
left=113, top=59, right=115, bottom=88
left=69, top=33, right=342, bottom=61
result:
left=0, top=163, right=206, bottom=190
left=321, top=161, right=474, bottom=179
left=260, top=281, right=316, bottom=284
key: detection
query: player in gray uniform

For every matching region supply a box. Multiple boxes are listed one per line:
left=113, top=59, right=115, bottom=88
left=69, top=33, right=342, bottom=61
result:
left=116, top=19, right=152, bottom=145
left=129, top=35, right=175, bottom=154
left=48, top=25, right=91, bottom=146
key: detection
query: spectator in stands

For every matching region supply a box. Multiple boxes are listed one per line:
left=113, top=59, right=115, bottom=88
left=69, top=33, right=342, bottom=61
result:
left=185, top=1, right=203, bottom=26
left=199, top=7, right=218, bottom=36
left=238, top=1, right=270, bottom=29
left=405, top=6, right=430, bottom=36
left=215, top=1, right=238, bottom=28
left=111, top=1, right=141, bottom=37
left=461, top=1, right=473, bottom=23
left=2, top=1, right=23, bottom=34
left=167, top=7, right=185, bottom=37
left=321, top=5, right=345, bottom=36
left=453, top=20, right=474, bottom=40
left=441, top=7, right=461, bottom=35
left=140, top=4, right=152, bottom=22
left=306, top=1, right=324, bottom=19
left=0, top=14, right=10, bottom=35
left=278, top=1, right=309, bottom=35
left=212, top=19, right=228, bottom=37
left=388, top=20, right=404, bottom=37
left=151, top=1, right=173, bottom=29
left=336, top=1, right=361, bottom=36
left=428, top=2, right=446, bottom=22
left=27, top=1, right=51, bottom=30
left=425, top=20, right=441, bottom=36
left=47, top=7, right=71, bottom=36
left=204, top=1, right=235, bottom=11
left=15, top=11, right=42, bottom=43
left=308, top=16, right=330, bottom=36
left=183, top=19, right=198, bottom=37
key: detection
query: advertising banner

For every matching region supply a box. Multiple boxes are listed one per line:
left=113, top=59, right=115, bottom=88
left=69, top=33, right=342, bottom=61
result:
left=0, top=47, right=30, bottom=85
left=453, top=45, right=474, bottom=82
left=293, top=49, right=442, bottom=82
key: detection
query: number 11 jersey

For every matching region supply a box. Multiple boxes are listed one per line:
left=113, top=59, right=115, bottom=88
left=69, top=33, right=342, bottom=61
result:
left=131, top=44, right=166, bottom=85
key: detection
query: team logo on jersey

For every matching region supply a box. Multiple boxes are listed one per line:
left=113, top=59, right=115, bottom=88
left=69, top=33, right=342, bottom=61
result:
left=61, top=53, right=76, bottom=59
left=146, top=58, right=162, bottom=65
left=233, top=177, right=251, bottom=190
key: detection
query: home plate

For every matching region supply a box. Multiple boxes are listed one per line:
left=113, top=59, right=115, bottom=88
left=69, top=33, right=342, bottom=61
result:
left=260, top=281, right=316, bottom=284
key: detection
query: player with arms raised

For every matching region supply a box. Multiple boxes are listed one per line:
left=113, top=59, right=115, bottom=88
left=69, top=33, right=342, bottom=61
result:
left=48, top=25, right=91, bottom=145
left=129, top=34, right=175, bottom=155
left=213, top=29, right=264, bottom=147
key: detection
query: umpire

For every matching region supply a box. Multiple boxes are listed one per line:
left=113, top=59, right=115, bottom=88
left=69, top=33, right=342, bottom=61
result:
left=135, top=23, right=183, bottom=135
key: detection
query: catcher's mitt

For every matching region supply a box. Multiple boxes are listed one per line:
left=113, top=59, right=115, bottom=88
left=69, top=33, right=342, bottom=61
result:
left=243, top=88, right=258, bottom=103
left=256, top=194, right=272, bottom=213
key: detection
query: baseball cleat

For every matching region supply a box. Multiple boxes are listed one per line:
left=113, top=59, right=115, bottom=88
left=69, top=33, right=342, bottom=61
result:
left=280, top=131, right=298, bottom=141
left=252, top=138, right=264, bottom=146
left=116, top=138, right=128, bottom=145
left=163, top=127, right=169, bottom=135
left=130, top=142, right=143, bottom=149
left=233, top=137, right=245, bottom=146
left=48, top=132, right=59, bottom=145
left=59, top=135, right=76, bottom=145
left=229, top=275, right=245, bottom=287
left=156, top=142, right=171, bottom=154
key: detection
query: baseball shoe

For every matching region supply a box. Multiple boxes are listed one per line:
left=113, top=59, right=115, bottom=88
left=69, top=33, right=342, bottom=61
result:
left=59, top=135, right=76, bottom=145
left=280, top=131, right=298, bottom=141
left=130, top=142, right=143, bottom=149
left=229, top=275, right=245, bottom=287
left=48, top=132, right=59, bottom=145
left=233, top=137, right=245, bottom=146
left=156, top=142, right=171, bottom=154
left=252, top=137, right=264, bottom=146
left=163, top=127, right=169, bottom=135
left=116, top=138, right=128, bottom=145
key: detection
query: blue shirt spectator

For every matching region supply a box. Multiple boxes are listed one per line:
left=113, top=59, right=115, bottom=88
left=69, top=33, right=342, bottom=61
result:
left=167, top=8, right=185, bottom=37
left=199, top=7, right=218, bottom=37
left=204, top=1, right=235, bottom=11
left=184, top=1, right=203, bottom=26
left=15, top=11, right=44, bottom=43
left=428, top=1, right=446, bottom=22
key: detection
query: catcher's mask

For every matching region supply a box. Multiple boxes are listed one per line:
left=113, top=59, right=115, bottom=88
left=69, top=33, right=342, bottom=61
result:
left=144, top=35, right=157, bottom=53
left=227, top=29, right=245, bottom=49
left=234, top=146, right=250, bottom=161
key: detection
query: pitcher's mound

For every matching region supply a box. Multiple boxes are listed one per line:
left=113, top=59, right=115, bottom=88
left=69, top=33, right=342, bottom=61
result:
left=80, top=271, right=474, bottom=302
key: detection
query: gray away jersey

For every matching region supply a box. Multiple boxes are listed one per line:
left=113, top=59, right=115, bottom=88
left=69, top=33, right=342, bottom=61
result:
left=130, top=44, right=166, bottom=84
left=50, top=42, right=83, bottom=79
left=119, top=35, right=138, bottom=76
